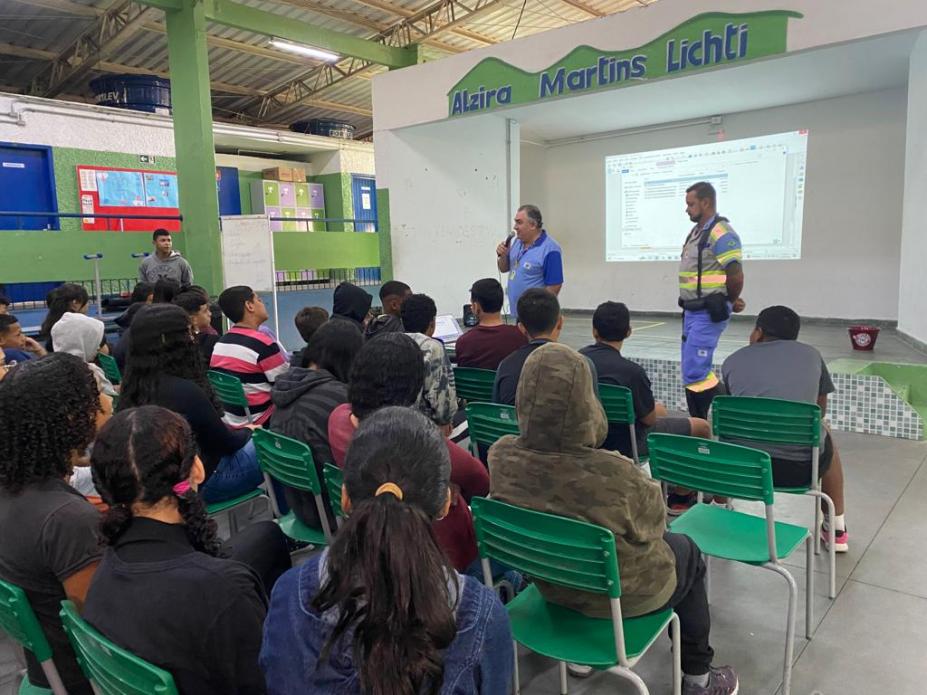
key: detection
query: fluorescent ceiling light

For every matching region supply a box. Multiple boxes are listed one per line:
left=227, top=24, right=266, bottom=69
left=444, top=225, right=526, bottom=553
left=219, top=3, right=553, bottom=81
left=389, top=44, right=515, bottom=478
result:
left=270, top=38, right=339, bottom=62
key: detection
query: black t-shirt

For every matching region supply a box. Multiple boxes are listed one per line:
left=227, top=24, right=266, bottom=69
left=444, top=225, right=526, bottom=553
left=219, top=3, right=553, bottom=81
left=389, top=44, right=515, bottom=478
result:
left=492, top=339, right=550, bottom=405
left=579, top=343, right=655, bottom=456
left=83, top=518, right=268, bottom=695
left=0, top=479, right=100, bottom=692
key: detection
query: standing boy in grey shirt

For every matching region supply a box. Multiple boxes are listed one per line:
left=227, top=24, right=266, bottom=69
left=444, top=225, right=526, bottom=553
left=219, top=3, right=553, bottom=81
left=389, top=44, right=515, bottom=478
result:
left=138, top=229, right=193, bottom=286
left=721, top=305, right=848, bottom=552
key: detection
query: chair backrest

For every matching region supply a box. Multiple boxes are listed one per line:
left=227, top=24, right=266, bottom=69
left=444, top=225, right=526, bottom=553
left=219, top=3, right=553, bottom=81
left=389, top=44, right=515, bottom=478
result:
left=647, top=433, right=775, bottom=504
left=60, top=600, right=179, bottom=695
left=253, top=428, right=322, bottom=495
left=453, top=367, right=496, bottom=403
left=471, top=497, right=621, bottom=599
left=207, top=370, right=249, bottom=409
left=466, top=402, right=519, bottom=448
left=97, top=353, right=122, bottom=385
left=598, top=383, right=635, bottom=425
left=323, top=463, right=344, bottom=518
left=0, top=578, right=53, bottom=663
left=712, top=396, right=821, bottom=448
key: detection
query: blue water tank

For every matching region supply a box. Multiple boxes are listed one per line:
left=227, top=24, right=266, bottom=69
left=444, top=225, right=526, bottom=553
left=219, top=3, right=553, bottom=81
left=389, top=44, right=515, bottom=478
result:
left=290, top=119, right=355, bottom=139
left=89, top=74, right=172, bottom=115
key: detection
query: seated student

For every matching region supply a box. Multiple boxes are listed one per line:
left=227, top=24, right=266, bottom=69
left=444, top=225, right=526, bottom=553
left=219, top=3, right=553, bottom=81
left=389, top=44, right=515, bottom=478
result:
left=328, top=333, right=489, bottom=571
left=121, top=304, right=263, bottom=504
left=173, top=288, right=220, bottom=363
left=580, top=301, right=710, bottom=453
left=51, top=311, right=117, bottom=397
left=0, top=294, right=10, bottom=314
left=0, top=314, right=47, bottom=364
left=261, top=406, right=513, bottom=694
left=153, top=278, right=182, bottom=304
left=721, top=305, right=849, bottom=552
left=401, top=293, right=458, bottom=429
left=84, top=407, right=291, bottom=695
left=39, top=282, right=90, bottom=352
left=210, top=285, right=289, bottom=428
left=455, top=278, right=528, bottom=371
left=489, top=343, right=738, bottom=693
left=492, top=288, right=563, bottom=405
left=186, top=285, right=220, bottom=337
left=290, top=306, right=329, bottom=368
left=331, top=281, right=373, bottom=329
left=271, top=319, right=364, bottom=528
left=114, top=280, right=182, bottom=371
left=0, top=354, right=110, bottom=695
left=364, top=280, right=412, bottom=340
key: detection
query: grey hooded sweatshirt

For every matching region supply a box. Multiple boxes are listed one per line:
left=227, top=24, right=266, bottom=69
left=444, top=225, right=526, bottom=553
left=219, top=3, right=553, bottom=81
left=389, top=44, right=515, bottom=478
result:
left=50, top=312, right=116, bottom=396
left=138, top=251, right=193, bottom=285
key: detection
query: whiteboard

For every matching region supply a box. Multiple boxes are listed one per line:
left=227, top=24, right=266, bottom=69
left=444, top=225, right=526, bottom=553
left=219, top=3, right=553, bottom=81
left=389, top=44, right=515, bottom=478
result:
left=220, top=215, right=274, bottom=292
left=219, top=215, right=279, bottom=337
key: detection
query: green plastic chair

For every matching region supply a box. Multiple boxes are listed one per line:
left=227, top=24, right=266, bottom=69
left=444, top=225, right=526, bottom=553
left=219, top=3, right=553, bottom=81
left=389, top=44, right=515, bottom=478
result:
left=471, top=497, right=681, bottom=695
left=648, top=433, right=811, bottom=695
left=453, top=367, right=496, bottom=403
left=205, top=488, right=268, bottom=536
left=465, top=402, right=519, bottom=458
left=253, top=428, right=332, bottom=546
left=323, top=463, right=344, bottom=525
left=60, top=600, right=178, bottom=695
left=97, top=353, right=121, bottom=386
left=712, top=395, right=836, bottom=600
left=598, top=383, right=645, bottom=466
left=207, top=370, right=254, bottom=424
left=0, top=579, right=65, bottom=695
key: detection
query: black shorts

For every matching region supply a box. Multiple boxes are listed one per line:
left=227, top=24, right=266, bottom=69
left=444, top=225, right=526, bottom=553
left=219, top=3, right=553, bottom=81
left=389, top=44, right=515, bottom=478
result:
left=770, top=432, right=834, bottom=488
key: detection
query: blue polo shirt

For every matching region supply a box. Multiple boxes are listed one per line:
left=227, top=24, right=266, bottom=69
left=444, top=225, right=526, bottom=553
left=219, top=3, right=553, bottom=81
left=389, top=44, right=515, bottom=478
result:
left=506, top=230, right=563, bottom=318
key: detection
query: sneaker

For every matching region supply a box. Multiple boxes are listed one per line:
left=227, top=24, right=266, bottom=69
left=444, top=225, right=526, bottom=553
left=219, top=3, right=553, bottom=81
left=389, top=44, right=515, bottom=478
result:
left=566, top=663, right=593, bottom=678
left=667, top=492, right=697, bottom=516
left=683, top=665, right=739, bottom=695
left=821, top=525, right=849, bottom=553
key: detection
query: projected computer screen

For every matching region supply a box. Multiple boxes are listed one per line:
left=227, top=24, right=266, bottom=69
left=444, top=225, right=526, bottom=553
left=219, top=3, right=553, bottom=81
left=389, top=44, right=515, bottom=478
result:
left=604, top=130, right=807, bottom=262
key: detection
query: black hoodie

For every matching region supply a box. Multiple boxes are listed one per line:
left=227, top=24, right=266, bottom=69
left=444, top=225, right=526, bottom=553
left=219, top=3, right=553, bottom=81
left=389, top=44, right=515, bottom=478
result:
left=270, top=367, right=345, bottom=528
left=331, top=282, right=372, bottom=326
left=363, top=313, right=404, bottom=341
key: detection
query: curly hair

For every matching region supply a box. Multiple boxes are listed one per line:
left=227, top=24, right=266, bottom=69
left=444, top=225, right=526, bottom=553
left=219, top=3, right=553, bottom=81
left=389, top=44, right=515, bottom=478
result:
left=91, top=406, right=220, bottom=555
left=0, top=353, right=100, bottom=494
left=348, top=333, right=425, bottom=419
left=118, top=304, right=222, bottom=414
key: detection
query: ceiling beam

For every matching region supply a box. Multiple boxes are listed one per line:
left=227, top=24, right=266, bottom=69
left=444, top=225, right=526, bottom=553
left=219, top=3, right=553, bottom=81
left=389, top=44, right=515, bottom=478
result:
left=234, top=0, right=511, bottom=123
left=341, top=0, right=497, bottom=45
left=30, top=1, right=158, bottom=97
left=201, top=0, right=418, bottom=68
left=139, top=22, right=311, bottom=65
left=9, top=0, right=104, bottom=18
left=0, top=42, right=57, bottom=61
left=558, top=0, right=605, bottom=16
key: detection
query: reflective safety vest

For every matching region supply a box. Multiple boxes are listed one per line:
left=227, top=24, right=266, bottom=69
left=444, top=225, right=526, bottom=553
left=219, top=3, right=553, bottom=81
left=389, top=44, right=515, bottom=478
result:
left=678, top=216, right=735, bottom=303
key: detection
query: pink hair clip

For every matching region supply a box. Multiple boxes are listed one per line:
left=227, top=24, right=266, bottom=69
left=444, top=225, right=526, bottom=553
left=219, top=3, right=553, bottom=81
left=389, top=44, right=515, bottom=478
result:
left=172, top=480, right=192, bottom=496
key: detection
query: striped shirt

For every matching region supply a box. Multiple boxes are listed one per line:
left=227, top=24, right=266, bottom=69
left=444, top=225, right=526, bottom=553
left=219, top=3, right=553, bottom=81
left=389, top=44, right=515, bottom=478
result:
left=210, top=326, right=289, bottom=427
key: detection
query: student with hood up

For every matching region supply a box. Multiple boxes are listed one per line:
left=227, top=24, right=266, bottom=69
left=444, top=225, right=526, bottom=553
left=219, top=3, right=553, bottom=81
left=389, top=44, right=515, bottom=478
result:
left=330, top=282, right=373, bottom=328
left=488, top=342, right=738, bottom=695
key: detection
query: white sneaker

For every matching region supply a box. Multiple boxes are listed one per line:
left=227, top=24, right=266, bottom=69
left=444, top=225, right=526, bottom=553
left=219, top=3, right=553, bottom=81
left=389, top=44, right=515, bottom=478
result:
left=566, top=663, right=593, bottom=678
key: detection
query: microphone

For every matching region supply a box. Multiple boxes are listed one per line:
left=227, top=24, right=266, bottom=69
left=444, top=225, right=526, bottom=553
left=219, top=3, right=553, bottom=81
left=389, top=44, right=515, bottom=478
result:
left=504, top=233, right=515, bottom=248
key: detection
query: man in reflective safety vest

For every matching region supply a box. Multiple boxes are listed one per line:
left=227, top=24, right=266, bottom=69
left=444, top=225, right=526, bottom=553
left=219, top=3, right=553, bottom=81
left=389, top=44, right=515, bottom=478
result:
left=678, top=181, right=745, bottom=419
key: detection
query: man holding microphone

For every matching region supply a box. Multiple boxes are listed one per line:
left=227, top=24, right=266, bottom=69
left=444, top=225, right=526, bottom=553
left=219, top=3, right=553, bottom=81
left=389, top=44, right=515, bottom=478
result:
left=496, top=204, right=564, bottom=319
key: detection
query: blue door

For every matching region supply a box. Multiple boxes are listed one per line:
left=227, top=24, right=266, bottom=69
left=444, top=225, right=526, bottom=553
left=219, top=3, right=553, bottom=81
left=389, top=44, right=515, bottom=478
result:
left=0, top=143, right=58, bottom=230
left=351, top=175, right=377, bottom=232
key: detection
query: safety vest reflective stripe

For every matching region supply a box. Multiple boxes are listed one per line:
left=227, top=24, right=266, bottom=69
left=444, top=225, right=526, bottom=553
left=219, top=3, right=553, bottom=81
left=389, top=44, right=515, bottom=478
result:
left=685, top=371, right=719, bottom=391
left=715, top=248, right=742, bottom=265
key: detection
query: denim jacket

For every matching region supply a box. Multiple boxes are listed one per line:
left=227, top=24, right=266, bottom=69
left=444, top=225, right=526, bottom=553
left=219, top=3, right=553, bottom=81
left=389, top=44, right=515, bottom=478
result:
left=260, top=549, right=513, bottom=694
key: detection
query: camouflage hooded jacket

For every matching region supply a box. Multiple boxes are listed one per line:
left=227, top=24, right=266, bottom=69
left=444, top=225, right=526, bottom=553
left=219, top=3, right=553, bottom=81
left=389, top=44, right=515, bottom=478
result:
left=488, top=342, right=676, bottom=618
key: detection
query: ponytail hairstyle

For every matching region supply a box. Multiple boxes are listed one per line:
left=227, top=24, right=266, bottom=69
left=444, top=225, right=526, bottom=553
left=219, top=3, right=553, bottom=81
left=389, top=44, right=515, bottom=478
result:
left=90, top=405, right=220, bottom=555
left=39, top=283, right=89, bottom=339
left=313, top=406, right=456, bottom=695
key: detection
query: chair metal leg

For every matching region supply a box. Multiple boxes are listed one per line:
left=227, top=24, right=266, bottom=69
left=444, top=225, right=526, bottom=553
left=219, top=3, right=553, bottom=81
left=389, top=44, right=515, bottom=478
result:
left=40, top=660, right=68, bottom=695
left=808, top=490, right=837, bottom=598
left=670, top=612, right=682, bottom=695
left=764, top=563, right=798, bottom=695
left=607, top=666, right=650, bottom=695
left=513, top=640, right=521, bottom=694
left=559, top=661, right=568, bottom=695
left=804, top=536, right=814, bottom=640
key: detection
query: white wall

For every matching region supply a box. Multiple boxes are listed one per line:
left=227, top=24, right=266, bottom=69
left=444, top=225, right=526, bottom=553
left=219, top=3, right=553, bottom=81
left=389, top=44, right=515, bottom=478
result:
left=522, top=88, right=907, bottom=320
left=215, top=153, right=314, bottom=175
left=376, top=116, right=511, bottom=314
left=897, top=33, right=927, bottom=343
